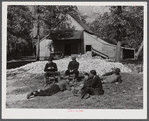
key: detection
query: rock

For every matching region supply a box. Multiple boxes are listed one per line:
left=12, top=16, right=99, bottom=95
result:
left=123, top=90, right=126, bottom=93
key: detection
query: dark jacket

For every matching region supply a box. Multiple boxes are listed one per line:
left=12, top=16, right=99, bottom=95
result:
left=83, top=75, right=104, bottom=92
left=91, top=75, right=103, bottom=91
left=44, top=62, right=58, bottom=72
left=83, top=77, right=93, bottom=88
left=68, top=60, right=79, bottom=71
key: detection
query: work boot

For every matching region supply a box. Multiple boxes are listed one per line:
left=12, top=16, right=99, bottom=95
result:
left=27, top=92, right=33, bottom=99
left=83, top=93, right=90, bottom=99
left=81, top=93, right=90, bottom=99
left=26, top=92, right=36, bottom=99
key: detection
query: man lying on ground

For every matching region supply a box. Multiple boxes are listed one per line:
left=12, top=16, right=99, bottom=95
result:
left=44, top=57, right=61, bottom=85
left=27, top=79, right=71, bottom=99
left=100, top=68, right=122, bottom=84
left=81, top=70, right=104, bottom=99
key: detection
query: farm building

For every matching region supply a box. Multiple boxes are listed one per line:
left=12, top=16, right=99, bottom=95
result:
left=35, top=14, right=135, bottom=60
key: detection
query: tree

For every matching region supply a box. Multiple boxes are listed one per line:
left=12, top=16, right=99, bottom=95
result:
left=7, top=5, right=86, bottom=61
left=135, top=41, right=143, bottom=60
left=7, top=5, right=33, bottom=60
left=89, top=6, right=143, bottom=61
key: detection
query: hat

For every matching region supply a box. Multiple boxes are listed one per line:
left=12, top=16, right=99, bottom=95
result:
left=84, top=72, right=89, bottom=76
left=72, top=56, right=76, bottom=60
left=90, top=70, right=97, bottom=75
left=114, top=68, right=121, bottom=74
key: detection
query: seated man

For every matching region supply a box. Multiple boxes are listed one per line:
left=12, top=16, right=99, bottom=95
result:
left=81, top=70, right=104, bottom=99
left=101, top=68, right=122, bottom=84
left=65, top=56, right=79, bottom=80
left=27, top=79, right=71, bottom=99
left=44, top=57, right=61, bottom=85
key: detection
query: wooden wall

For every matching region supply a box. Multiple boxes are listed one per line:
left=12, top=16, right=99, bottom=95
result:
left=84, top=32, right=103, bottom=52
left=84, top=31, right=116, bottom=59
left=36, top=39, right=52, bottom=60
left=102, top=44, right=116, bottom=59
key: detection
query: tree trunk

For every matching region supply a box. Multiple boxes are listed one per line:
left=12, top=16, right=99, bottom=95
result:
left=115, top=6, right=122, bottom=62
left=36, top=5, right=40, bottom=61
left=36, top=34, right=40, bottom=61
left=135, top=41, right=143, bottom=60
left=115, top=41, right=122, bottom=62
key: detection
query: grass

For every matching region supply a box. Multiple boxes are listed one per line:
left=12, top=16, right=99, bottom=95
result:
left=6, top=70, right=143, bottom=109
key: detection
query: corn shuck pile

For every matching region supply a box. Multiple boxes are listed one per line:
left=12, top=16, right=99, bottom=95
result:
left=7, top=52, right=132, bottom=76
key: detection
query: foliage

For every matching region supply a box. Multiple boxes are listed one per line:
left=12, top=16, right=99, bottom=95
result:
left=31, top=5, right=82, bottom=39
left=7, top=5, right=82, bottom=60
left=7, top=5, right=33, bottom=60
left=89, top=6, right=143, bottom=51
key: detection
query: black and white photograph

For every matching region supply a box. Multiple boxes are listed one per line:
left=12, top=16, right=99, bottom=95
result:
left=2, top=1, right=147, bottom=119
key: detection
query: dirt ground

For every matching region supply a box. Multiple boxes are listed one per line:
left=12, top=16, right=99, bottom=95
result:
left=6, top=69, right=143, bottom=109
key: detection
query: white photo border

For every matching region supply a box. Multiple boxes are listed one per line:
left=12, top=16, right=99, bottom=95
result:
left=2, top=1, right=147, bottom=119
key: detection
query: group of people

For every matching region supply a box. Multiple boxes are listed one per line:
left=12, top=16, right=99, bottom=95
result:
left=44, top=56, right=79, bottom=83
left=27, top=56, right=122, bottom=99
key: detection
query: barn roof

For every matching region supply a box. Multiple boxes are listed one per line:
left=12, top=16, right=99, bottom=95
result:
left=54, top=30, right=83, bottom=40
left=35, top=14, right=94, bottom=44
left=71, top=15, right=94, bottom=34
left=35, top=30, right=83, bottom=45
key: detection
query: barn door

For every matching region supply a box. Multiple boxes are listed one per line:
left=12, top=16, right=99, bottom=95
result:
left=64, top=43, right=71, bottom=55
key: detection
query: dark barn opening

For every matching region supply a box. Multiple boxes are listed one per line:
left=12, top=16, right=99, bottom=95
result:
left=123, top=48, right=135, bottom=59
left=64, top=43, right=71, bottom=55
left=86, top=45, right=91, bottom=52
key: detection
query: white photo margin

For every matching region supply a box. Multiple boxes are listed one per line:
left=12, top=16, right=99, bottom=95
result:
left=2, top=1, right=147, bottom=119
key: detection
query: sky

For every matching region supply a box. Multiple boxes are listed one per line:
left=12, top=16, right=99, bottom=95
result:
left=28, top=6, right=110, bottom=23
left=77, top=6, right=109, bottom=23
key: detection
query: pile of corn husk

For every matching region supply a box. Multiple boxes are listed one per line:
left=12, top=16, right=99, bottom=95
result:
left=79, top=52, right=102, bottom=59
left=7, top=52, right=132, bottom=76
left=79, top=52, right=92, bottom=59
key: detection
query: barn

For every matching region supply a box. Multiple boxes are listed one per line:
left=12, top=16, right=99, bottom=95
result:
left=35, top=14, right=135, bottom=60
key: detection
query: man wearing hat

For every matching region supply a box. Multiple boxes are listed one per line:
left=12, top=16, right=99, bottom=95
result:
left=65, top=56, right=79, bottom=80
left=44, top=57, right=61, bottom=85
